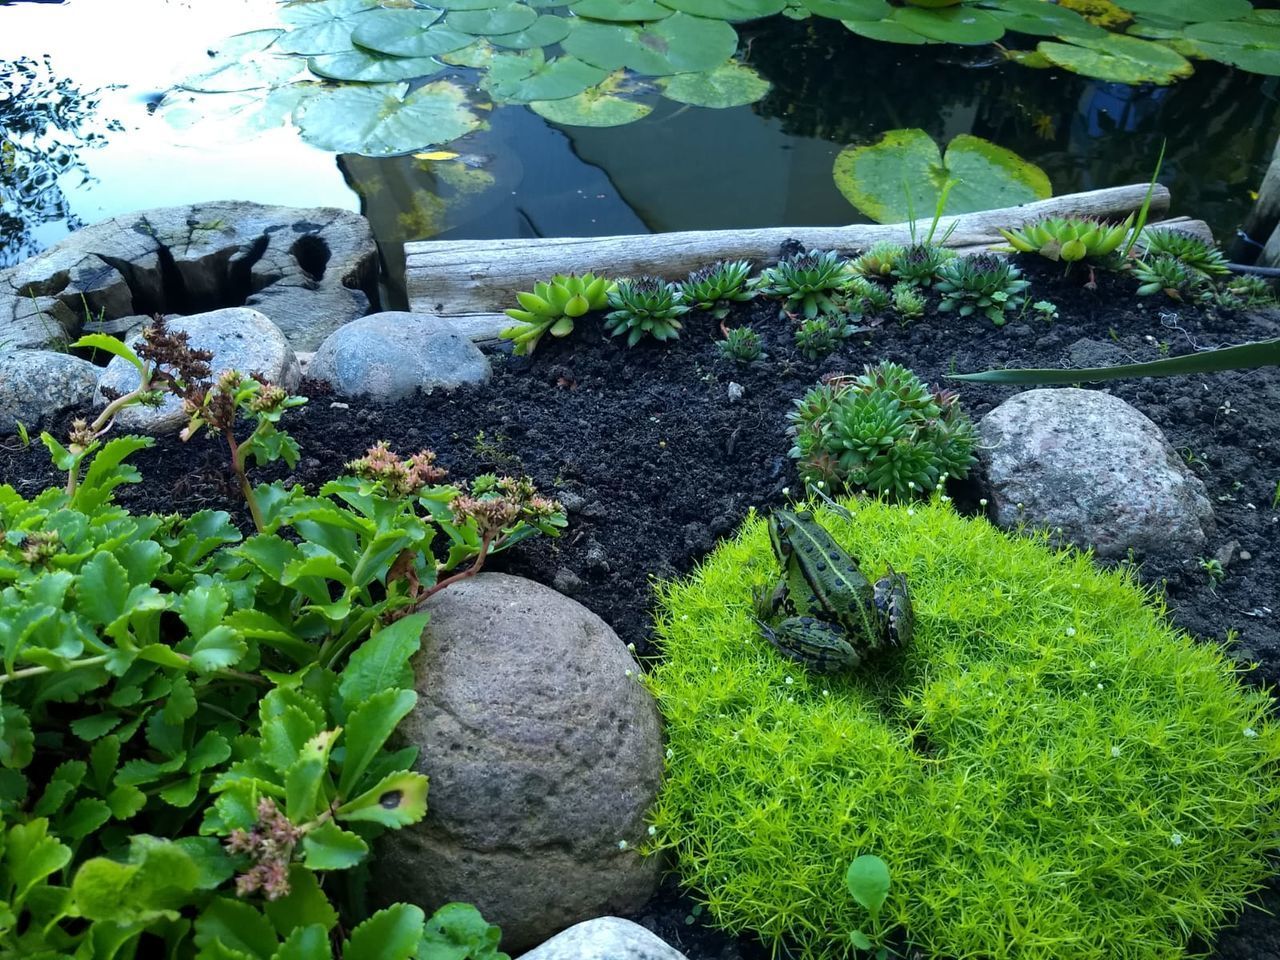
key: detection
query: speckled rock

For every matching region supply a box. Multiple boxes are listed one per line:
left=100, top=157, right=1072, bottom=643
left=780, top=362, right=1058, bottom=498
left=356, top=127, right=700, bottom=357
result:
left=372, top=573, right=663, bottom=954
left=0, top=351, right=100, bottom=435
left=515, top=918, right=689, bottom=960
left=977, top=388, right=1214, bottom=559
left=308, top=312, right=490, bottom=399
left=94, top=308, right=300, bottom=435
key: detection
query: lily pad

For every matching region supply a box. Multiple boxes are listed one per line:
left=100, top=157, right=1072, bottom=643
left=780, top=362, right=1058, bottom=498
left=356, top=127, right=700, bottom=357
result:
left=1191, top=39, right=1280, bottom=75
left=308, top=49, right=445, bottom=82
left=181, top=56, right=303, bottom=93
left=488, top=55, right=610, bottom=101
left=655, top=0, right=786, bottom=21
left=1185, top=20, right=1280, bottom=48
left=562, top=13, right=738, bottom=75
left=659, top=61, right=770, bottom=107
left=832, top=128, right=1051, bottom=224
left=982, top=0, right=1102, bottom=39
left=277, top=0, right=380, bottom=55
left=1037, top=34, right=1193, bottom=84
left=350, top=9, right=467, bottom=59
left=530, top=79, right=654, bottom=126
left=843, top=18, right=933, bottom=44
left=890, top=6, right=1005, bottom=44
left=802, top=0, right=888, bottom=19
left=210, top=29, right=285, bottom=58
left=489, top=14, right=573, bottom=48
left=1118, top=0, right=1252, bottom=23
left=569, top=0, right=675, bottom=20
left=294, top=80, right=482, bottom=156
left=446, top=3, right=540, bottom=35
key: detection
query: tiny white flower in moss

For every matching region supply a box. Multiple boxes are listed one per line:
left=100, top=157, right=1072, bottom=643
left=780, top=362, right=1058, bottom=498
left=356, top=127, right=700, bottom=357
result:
left=817, top=481, right=825, bottom=489
left=618, top=840, right=629, bottom=850
left=666, top=747, right=675, bottom=760
left=1097, top=682, right=1104, bottom=690
left=782, top=487, right=790, bottom=496
left=1016, top=502, right=1024, bottom=510
left=784, top=676, right=794, bottom=685
left=625, top=669, right=634, bottom=678
left=1245, top=727, right=1259, bottom=739
left=680, top=614, right=689, bottom=621
left=979, top=498, right=988, bottom=507
left=1073, top=582, right=1081, bottom=589
left=1089, top=660, right=1097, bottom=669
left=1111, top=746, right=1121, bottom=758
left=908, top=481, right=917, bottom=490
left=1065, top=627, right=1076, bottom=637
left=711, top=665, right=718, bottom=673
left=1170, top=833, right=1183, bottom=847
left=627, top=642, right=637, bottom=653
left=648, top=825, right=657, bottom=836
left=787, top=696, right=794, bottom=703
left=822, top=689, right=830, bottom=696
left=941, top=495, right=952, bottom=503
left=907, top=508, right=915, bottom=516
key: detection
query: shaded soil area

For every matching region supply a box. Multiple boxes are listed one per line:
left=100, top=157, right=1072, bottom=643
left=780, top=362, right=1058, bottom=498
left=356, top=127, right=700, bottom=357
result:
left=3, top=255, right=1279, bottom=959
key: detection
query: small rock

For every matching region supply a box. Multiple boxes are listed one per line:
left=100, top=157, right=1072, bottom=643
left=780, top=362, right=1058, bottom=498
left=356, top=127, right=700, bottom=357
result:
left=0, top=350, right=100, bottom=435
left=515, top=917, right=689, bottom=960
left=329, top=401, right=349, bottom=410
left=1240, top=550, right=1252, bottom=562
left=585, top=543, right=610, bottom=574
left=727, top=382, right=744, bottom=402
left=552, top=567, right=585, bottom=594
left=559, top=491, right=587, bottom=514
left=1214, top=540, right=1240, bottom=569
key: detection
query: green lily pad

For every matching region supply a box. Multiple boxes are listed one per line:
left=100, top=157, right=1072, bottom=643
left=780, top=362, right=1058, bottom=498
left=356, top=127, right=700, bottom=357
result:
left=530, top=79, right=654, bottom=126
left=1185, top=20, right=1280, bottom=48
left=891, top=6, right=1004, bottom=44
left=655, top=0, right=786, bottom=21
left=350, top=9, right=466, bottom=59
left=1124, top=20, right=1182, bottom=40
left=1191, top=39, right=1280, bottom=75
left=446, top=3, right=540, bottom=35
left=803, top=0, right=888, bottom=19
left=181, top=56, right=303, bottom=93
left=211, top=29, right=285, bottom=57
left=832, top=128, right=1051, bottom=224
left=308, top=49, right=445, bottom=82
left=843, top=18, right=933, bottom=44
left=1118, top=0, right=1252, bottom=23
left=277, top=0, right=380, bottom=55
left=1248, top=11, right=1280, bottom=25
left=442, top=41, right=499, bottom=67
left=569, top=0, right=675, bottom=20
left=1037, top=34, right=1193, bottom=84
left=659, top=61, right=770, bottom=107
left=489, top=55, right=610, bottom=101
left=294, top=80, right=482, bottom=156
left=982, top=0, right=1102, bottom=39
left=490, top=14, right=573, bottom=47
left=562, top=13, right=738, bottom=75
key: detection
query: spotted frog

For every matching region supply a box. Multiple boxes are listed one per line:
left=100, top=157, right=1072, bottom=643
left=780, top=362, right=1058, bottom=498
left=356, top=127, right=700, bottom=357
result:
left=754, top=509, right=913, bottom=672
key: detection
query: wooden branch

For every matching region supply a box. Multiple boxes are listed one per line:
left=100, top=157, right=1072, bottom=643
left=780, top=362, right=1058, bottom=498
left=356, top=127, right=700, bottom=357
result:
left=406, top=184, right=1177, bottom=340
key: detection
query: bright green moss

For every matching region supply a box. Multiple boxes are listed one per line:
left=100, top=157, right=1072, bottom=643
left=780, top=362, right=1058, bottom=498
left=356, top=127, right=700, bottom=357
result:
left=647, top=498, right=1280, bottom=960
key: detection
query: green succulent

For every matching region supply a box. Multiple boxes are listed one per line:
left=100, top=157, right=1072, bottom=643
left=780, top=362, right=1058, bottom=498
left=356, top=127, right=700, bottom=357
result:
left=605, top=276, right=689, bottom=346
left=1219, top=274, right=1276, bottom=308
left=794, top=314, right=857, bottom=360
left=935, top=253, right=1031, bottom=325
left=500, top=272, right=613, bottom=355
left=892, top=281, right=925, bottom=321
left=851, top=241, right=905, bottom=279
left=788, top=361, right=976, bottom=501
left=1133, top=255, right=1209, bottom=301
left=1139, top=229, right=1231, bottom=277
left=999, top=215, right=1132, bottom=264
left=890, top=242, right=956, bottom=288
left=681, top=260, right=754, bottom=318
left=755, top=250, right=854, bottom=319
left=850, top=276, right=890, bottom=312
left=718, top=326, right=765, bottom=363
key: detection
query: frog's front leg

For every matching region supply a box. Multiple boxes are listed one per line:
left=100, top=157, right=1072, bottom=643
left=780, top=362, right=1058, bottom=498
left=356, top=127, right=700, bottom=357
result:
left=758, top=616, right=862, bottom=673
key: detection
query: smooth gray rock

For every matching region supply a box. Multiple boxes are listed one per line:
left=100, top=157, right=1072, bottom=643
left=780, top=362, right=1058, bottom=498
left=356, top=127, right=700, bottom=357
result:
left=1, top=202, right=375, bottom=353
left=308, top=312, right=490, bottom=399
left=95, top=308, right=300, bottom=435
left=515, top=918, right=689, bottom=960
left=372, top=574, right=663, bottom=954
left=977, top=388, right=1214, bottom=559
left=0, top=351, right=100, bottom=435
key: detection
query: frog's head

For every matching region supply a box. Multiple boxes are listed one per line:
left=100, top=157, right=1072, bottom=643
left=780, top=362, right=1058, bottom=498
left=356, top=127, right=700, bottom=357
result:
left=767, top=508, right=807, bottom=560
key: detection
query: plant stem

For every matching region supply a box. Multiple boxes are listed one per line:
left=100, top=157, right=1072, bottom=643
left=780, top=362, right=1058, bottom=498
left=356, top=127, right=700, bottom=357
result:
left=223, top=426, right=265, bottom=533
left=416, top=533, right=494, bottom=607
left=0, top=654, right=110, bottom=686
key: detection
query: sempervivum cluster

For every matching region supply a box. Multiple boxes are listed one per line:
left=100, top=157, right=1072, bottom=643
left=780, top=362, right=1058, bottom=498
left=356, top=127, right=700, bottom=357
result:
left=935, top=253, right=1030, bottom=325
left=788, top=362, right=976, bottom=501
left=605, top=276, right=689, bottom=345
left=754, top=250, right=854, bottom=319
left=681, top=260, right=754, bottom=318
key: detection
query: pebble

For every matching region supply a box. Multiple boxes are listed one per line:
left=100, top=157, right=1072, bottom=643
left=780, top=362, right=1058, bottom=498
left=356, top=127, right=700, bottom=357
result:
left=552, top=567, right=584, bottom=594
left=1240, top=550, right=1252, bottom=561
left=330, top=401, right=350, bottom=410
left=727, top=382, right=744, bottom=402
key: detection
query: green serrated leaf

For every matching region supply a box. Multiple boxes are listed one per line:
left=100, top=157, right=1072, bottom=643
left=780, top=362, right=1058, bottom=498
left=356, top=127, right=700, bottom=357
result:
left=76, top=552, right=130, bottom=626
left=187, top=627, right=248, bottom=674
left=339, top=688, right=417, bottom=795
left=285, top=729, right=340, bottom=822
left=60, top=797, right=112, bottom=840
left=338, top=613, right=428, bottom=714
left=72, top=835, right=199, bottom=924
left=6, top=818, right=72, bottom=906
left=174, top=836, right=237, bottom=890
left=344, top=903, right=426, bottom=960
left=300, top=821, right=368, bottom=870
left=107, top=783, right=148, bottom=820
left=273, top=923, right=333, bottom=960
left=265, top=867, right=340, bottom=938
left=336, top=770, right=428, bottom=828
left=195, top=897, right=280, bottom=959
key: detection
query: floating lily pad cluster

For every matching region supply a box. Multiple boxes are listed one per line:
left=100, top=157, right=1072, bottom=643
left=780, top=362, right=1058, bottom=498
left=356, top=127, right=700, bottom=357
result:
left=177, top=0, right=1279, bottom=158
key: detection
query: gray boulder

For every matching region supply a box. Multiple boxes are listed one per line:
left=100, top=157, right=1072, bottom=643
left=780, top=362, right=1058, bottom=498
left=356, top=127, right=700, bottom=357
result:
left=977, top=388, right=1213, bottom=559
left=95, top=308, right=300, bottom=435
left=0, top=201, right=375, bottom=353
left=515, top=918, right=689, bottom=960
left=308, top=312, right=490, bottom=399
left=0, top=351, right=100, bottom=436
left=373, top=574, right=663, bottom=954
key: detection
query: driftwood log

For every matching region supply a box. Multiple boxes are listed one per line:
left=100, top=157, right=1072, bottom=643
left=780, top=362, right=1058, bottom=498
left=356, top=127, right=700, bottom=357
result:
left=406, top=183, right=1211, bottom=341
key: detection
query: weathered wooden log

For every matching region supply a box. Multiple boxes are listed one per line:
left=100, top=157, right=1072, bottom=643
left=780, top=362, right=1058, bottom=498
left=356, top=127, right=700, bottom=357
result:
left=406, top=184, right=1178, bottom=340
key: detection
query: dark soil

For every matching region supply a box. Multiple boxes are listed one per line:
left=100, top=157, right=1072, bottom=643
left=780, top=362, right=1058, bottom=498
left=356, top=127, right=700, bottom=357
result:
left=3, top=255, right=1278, bottom=960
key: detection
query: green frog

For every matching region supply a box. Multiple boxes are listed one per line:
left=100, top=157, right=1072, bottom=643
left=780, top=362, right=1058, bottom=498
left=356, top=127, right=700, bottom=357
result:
left=754, top=508, right=913, bottom=673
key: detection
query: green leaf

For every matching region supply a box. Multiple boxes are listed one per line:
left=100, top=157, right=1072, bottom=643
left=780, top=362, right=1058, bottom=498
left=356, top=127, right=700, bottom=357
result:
left=34, top=760, right=86, bottom=816
left=116, top=539, right=167, bottom=587
left=568, top=0, right=673, bottom=21
left=562, top=14, right=738, bottom=75
left=420, top=902, right=505, bottom=959
left=352, top=10, right=472, bottom=57
left=447, top=2, right=539, bottom=35
left=801, top=0, right=887, bottom=19
left=0, top=704, right=34, bottom=769
left=173, top=836, right=236, bottom=890
left=335, top=770, right=428, bottom=828
left=339, top=688, right=418, bottom=795
left=182, top=56, right=303, bottom=92
left=188, top=626, right=248, bottom=674
left=890, top=5, right=1004, bottom=44
left=178, top=583, right=230, bottom=638
left=300, top=821, right=368, bottom=870
left=489, top=12, right=571, bottom=47
left=265, top=867, right=339, bottom=938
left=655, top=0, right=785, bottom=21
left=76, top=552, right=130, bottom=626
left=6, top=819, right=71, bottom=906
left=845, top=854, right=890, bottom=921
left=984, top=0, right=1101, bottom=38
left=273, top=924, right=333, bottom=960
left=39, top=432, right=78, bottom=471
left=309, top=49, right=446, bottom=83
left=833, top=129, right=1050, bottom=224
left=195, top=897, right=279, bottom=960
left=344, top=903, right=426, bottom=960
left=69, top=334, right=146, bottom=374
left=1123, top=0, right=1252, bottom=22
left=60, top=797, right=112, bottom=840
left=107, top=784, right=147, bottom=819
left=295, top=81, right=483, bottom=157
left=1037, top=34, right=1194, bottom=84
left=72, top=835, right=200, bottom=923
left=159, top=774, right=202, bottom=808
left=71, top=711, right=122, bottom=742
left=277, top=0, right=381, bottom=55
left=285, top=729, right=340, bottom=822
left=338, top=613, right=428, bottom=714
left=530, top=81, right=653, bottom=126
left=659, top=62, right=770, bottom=108
left=90, top=735, right=121, bottom=791
left=264, top=707, right=322, bottom=775
left=487, top=55, right=609, bottom=102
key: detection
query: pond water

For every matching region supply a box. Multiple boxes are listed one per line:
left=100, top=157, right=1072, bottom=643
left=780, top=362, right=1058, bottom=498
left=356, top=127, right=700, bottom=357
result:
left=3, top=0, right=1279, bottom=307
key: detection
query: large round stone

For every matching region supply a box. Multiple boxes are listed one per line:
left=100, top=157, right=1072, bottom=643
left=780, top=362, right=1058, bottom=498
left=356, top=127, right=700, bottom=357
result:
left=0, top=350, right=100, bottom=435
left=514, top=917, right=689, bottom=960
left=372, top=574, right=663, bottom=954
left=977, top=387, right=1213, bottom=558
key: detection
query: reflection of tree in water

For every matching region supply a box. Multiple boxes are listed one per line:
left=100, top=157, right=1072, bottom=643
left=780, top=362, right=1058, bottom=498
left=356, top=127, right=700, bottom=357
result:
left=743, top=16, right=1280, bottom=238
left=0, top=56, right=115, bottom=267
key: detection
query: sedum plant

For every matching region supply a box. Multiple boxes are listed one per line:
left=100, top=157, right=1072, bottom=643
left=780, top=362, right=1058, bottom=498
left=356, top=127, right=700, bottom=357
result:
left=755, top=250, right=854, bottom=319
left=999, top=215, right=1132, bottom=264
left=889, top=242, right=955, bottom=288
left=851, top=241, right=904, bottom=280
left=935, top=253, right=1030, bottom=325
left=892, top=281, right=925, bottom=321
left=788, top=362, right=976, bottom=500
left=794, top=314, right=856, bottom=360
left=605, top=276, right=689, bottom=345
left=1218, top=274, right=1276, bottom=309
left=718, top=325, right=765, bottom=363
left=850, top=276, right=890, bottom=312
left=500, top=273, right=613, bottom=355
left=1139, top=228, right=1230, bottom=276
left=1133, top=255, right=1208, bottom=301
left=681, top=260, right=754, bottom=318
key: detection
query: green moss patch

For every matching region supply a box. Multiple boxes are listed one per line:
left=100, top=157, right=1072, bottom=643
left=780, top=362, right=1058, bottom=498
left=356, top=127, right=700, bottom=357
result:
left=648, top=498, right=1280, bottom=960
